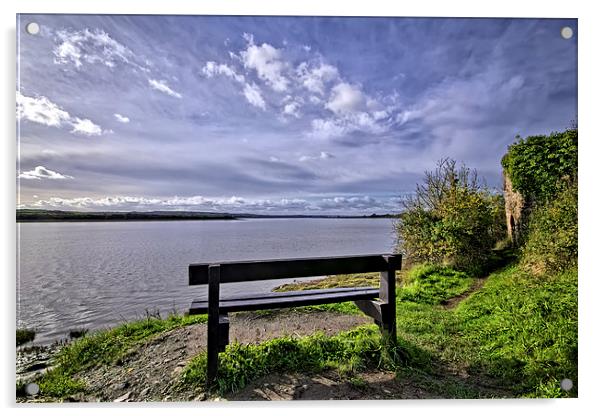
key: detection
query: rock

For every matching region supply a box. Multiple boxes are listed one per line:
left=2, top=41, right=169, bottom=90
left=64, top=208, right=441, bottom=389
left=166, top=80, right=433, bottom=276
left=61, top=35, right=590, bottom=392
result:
left=139, top=387, right=150, bottom=397
left=113, top=391, right=131, bottom=402
left=113, top=381, right=129, bottom=390
left=65, top=393, right=85, bottom=402
left=172, top=366, right=183, bottom=376
left=176, top=361, right=187, bottom=367
left=24, top=361, right=48, bottom=372
left=194, top=393, right=207, bottom=401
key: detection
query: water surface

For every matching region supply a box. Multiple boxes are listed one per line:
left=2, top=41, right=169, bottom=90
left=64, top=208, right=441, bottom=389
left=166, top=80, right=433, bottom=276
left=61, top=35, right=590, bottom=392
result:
left=17, top=218, right=396, bottom=343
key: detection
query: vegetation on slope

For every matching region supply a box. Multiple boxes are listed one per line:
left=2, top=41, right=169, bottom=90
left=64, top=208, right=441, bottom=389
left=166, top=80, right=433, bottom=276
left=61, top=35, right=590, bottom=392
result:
left=28, top=313, right=207, bottom=397
left=394, top=158, right=506, bottom=275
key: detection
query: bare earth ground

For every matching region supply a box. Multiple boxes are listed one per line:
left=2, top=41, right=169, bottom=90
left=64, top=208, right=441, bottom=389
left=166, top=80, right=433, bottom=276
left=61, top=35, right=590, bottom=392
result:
left=19, top=310, right=373, bottom=402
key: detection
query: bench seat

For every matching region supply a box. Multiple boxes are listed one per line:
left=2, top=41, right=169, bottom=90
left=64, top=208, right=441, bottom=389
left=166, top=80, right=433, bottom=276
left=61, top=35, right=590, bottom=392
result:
left=190, top=286, right=379, bottom=314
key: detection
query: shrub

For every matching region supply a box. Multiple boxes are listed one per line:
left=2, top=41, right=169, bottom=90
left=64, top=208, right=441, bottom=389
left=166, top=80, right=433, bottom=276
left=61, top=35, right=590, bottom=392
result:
left=395, top=158, right=504, bottom=275
left=521, top=179, right=577, bottom=273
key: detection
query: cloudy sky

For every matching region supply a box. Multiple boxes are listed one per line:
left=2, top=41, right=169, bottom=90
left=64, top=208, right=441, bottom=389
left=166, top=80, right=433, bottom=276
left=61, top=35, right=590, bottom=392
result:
left=16, top=15, right=577, bottom=214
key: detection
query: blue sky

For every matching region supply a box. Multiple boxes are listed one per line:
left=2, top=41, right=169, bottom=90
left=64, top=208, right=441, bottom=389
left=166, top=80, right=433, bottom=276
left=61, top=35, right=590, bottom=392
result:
left=16, top=15, right=577, bottom=214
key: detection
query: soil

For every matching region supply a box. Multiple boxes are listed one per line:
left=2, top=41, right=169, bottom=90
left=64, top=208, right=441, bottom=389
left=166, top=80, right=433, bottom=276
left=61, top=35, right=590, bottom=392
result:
left=19, top=310, right=374, bottom=402
left=227, top=370, right=443, bottom=400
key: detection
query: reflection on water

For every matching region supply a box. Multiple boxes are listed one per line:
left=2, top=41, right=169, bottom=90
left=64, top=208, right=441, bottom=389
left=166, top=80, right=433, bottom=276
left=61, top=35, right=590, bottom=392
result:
left=17, top=218, right=395, bottom=343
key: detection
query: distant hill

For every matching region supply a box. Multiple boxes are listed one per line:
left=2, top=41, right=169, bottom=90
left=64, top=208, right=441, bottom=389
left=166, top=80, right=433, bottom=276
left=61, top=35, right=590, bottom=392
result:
left=16, top=209, right=397, bottom=222
left=16, top=209, right=237, bottom=222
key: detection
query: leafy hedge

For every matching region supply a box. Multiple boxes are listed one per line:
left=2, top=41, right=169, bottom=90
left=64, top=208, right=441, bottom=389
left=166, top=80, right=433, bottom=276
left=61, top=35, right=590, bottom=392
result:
left=501, top=129, right=577, bottom=204
left=521, top=179, right=578, bottom=273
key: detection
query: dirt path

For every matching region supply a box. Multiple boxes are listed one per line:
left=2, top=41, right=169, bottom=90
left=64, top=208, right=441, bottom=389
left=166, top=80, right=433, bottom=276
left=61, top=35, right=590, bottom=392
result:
left=441, top=277, right=487, bottom=309
left=66, top=310, right=371, bottom=402
left=227, top=370, right=443, bottom=400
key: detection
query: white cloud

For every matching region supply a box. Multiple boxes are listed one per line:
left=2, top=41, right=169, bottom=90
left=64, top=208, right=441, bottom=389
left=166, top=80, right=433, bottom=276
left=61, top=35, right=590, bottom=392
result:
left=148, top=79, right=182, bottom=98
left=281, top=96, right=304, bottom=118
left=53, top=28, right=142, bottom=70
left=309, top=95, right=322, bottom=105
left=240, top=34, right=289, bottom=92
left=310, top=118, right=347, bottom=139
left=310, top=111, right=389, bottom=139
left=16, top=92, right=70, bottom=127
left=243, top=83, right=266, bottom=110
left=70, top=118, right=103, bottom=136
left=25, top=193, right=395, bottom=213
left=326, top=82, right=366, bottom=114
left=201, top=61, right=245, bottom=84
left=18, top=166, right=73, bottom=180
left=283, top=102, right=301, bottom=118
left=299, top=151, right=335, bottom=162
left=114, top=113, right=130, bottom=123
left=17, top=92, right=106, bottom=136
left=296, top=62, right=339, bottom=95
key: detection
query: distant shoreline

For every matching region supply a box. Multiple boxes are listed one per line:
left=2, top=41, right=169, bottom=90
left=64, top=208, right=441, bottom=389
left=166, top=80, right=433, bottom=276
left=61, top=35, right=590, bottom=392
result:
left=16, top=209, right=397, bottom=223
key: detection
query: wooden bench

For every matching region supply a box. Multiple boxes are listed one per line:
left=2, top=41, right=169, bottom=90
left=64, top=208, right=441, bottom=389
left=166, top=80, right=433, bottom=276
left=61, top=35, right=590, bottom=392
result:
left=188, top=253, right=402, bottom=386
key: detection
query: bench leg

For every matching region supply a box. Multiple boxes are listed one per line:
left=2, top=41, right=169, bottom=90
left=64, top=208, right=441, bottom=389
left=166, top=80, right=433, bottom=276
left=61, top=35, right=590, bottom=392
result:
left=218, top=314, right=230, bottom=352
left=379, top=256, right=398, bottom=343
left=206, top=265, right=221, bottom=388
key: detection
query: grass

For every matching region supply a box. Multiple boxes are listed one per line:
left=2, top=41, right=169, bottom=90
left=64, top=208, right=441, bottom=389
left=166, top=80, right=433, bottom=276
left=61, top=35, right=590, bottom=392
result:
left=32, top=312, right=207, bottom=398
left=16, top=328, right=36, bottom=346
left=181, top=326, right=406, bottom=395
left=179, top=260, right=576, bottom=398
left=179, top=264, right=478, bottom=395
left=393, top=264, right=577, bottom=398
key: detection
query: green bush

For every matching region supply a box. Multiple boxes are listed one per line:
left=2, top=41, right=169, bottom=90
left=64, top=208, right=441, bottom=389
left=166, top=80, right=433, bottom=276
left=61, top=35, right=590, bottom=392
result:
left=501, top=129, right=577, bottom=204
left=395, top=158, right=504, bottom=275
left=521, top=179, right=577, bottom=273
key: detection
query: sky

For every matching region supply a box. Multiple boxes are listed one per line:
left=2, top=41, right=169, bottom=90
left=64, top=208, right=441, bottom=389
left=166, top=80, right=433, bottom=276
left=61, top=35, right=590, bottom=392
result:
left=16, top=15, right=577, bottom=215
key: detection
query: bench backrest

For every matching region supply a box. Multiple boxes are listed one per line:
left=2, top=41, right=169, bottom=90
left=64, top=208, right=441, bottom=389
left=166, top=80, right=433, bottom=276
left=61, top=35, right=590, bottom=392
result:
left=189, top=254, right=402, bottom=285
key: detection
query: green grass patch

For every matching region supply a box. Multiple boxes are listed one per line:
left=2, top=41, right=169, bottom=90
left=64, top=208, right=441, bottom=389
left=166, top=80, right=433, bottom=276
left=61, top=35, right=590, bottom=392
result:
left=34, top=313, right=207, bottom=398
left=398, top=264, right=475, bottom=305
left=394, top=264, right=577, bottom=398
left=274, top=272, right=383, bottom=291
left=181, top=325, right=406, bottom=394
left=16, top=328, right=36, bottom=346
left=456, top=266, right=577, bottom=396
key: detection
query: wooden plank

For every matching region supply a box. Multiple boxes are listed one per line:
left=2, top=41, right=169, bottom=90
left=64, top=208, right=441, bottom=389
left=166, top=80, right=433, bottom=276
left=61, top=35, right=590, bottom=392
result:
left=189, top=254, right=402, bottom=285
left=190, top=288, right=379, bottom=314
left=206, top=265, right=220, bottom=387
